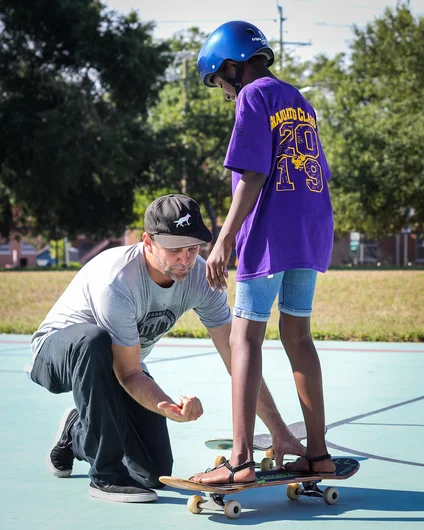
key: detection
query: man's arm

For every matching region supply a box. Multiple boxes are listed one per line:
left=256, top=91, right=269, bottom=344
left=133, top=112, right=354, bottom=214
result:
left=207, top=323, right=286, bottom=432
left=112, top=343, right=203, bottom=423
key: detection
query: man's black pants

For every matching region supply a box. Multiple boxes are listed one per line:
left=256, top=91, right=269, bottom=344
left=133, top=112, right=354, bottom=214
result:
left=30, top=323, right=173, bottom=487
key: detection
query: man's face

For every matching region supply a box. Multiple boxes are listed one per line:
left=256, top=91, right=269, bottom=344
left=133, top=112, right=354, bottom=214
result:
left=150, top=240, right=200, bottom=282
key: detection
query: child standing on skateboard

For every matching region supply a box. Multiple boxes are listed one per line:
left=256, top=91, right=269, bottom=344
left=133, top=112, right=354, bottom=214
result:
left=193, top=21, right=335, bottom=485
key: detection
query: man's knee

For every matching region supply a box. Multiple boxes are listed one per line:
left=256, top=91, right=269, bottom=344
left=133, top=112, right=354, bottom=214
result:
left=72, top=325, right=113, bottom=367
left=80, top=325, right=112, bottom=350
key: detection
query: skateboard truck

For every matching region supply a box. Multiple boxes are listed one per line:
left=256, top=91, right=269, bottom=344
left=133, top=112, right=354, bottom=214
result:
left=188, top=492, right=242, bottom=519
left=287, top=480, right=340, bottom=504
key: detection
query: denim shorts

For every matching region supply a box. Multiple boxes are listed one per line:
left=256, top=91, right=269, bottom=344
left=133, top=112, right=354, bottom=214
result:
left=233, top=269, right=318, bottom=322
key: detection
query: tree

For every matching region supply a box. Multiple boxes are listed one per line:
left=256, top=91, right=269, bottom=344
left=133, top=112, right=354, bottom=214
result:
left=146, top=28, right=236, bottom=240
left=308, top=4, right=424, bottom=236
left=0, top=0, right=171, bottom=240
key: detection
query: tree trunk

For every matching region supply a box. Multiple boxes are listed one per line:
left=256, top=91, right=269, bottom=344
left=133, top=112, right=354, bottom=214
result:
left=55, top=239, right=60, bottom=269
left=203, top=194, right=219, bottom=242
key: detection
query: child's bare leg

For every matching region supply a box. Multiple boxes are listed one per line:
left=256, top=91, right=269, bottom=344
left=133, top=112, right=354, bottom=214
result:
left=229, top=318, right=266, bottom=469
left=280, top=313, right=335, bottom=474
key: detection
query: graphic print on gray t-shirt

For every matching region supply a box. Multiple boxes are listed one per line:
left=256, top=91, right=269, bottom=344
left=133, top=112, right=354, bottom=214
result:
left=137, top=309, right=176, bottom=346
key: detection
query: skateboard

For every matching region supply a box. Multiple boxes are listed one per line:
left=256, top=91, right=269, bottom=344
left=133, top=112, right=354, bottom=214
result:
left=160, top=457, right=359, bottom=519
left=205, top=421, right=327, bottom=471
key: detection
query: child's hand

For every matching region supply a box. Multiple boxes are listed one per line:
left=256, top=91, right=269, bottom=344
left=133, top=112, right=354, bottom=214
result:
left=206, top=241, right=231, bottom=292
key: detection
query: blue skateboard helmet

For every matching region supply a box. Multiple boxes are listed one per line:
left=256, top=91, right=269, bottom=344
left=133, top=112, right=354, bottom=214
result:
left=197, top=21, right=274, bottom=88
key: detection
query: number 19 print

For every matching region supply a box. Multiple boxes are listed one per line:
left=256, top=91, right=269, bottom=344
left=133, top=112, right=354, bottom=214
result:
left=276, top=120, right=323, bottom=193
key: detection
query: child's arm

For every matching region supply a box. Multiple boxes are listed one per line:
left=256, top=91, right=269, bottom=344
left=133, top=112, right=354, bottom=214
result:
left=206, top=170, right=267, bottom=291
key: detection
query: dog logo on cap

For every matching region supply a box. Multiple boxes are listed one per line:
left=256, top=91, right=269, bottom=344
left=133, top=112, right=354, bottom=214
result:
left=174, top=213, right=191, bottom=228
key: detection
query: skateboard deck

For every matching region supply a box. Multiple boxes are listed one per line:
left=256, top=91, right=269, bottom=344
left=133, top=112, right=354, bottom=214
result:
left=161, top=457, right=358, bottom=494
left=160, top=457, right=359, bottom=519
left=205, top=421, right=327, bottom=451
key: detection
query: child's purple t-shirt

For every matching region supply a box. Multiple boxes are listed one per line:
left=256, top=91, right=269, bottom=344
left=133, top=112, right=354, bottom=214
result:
left=224, top=77, right=334, bottom=281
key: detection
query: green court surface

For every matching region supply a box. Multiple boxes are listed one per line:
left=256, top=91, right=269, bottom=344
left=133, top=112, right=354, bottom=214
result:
left=1, top=335, right=423, bottom=529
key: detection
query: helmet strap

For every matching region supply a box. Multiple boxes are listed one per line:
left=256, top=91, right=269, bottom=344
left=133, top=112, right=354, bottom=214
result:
left=220, top=62, right=245, bottom=96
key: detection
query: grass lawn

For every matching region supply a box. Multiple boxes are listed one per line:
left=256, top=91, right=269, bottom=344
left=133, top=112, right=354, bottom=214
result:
left=1, top=270, right=423, bottom=341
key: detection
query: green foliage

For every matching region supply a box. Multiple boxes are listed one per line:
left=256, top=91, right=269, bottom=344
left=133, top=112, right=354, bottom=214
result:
left=0, top=0, right=171, bottom=239
left=270, top=44, right=312, bottom=87
left=309, top=4, right=424, bottom=236
left=146, top=28, right=235, bottom=239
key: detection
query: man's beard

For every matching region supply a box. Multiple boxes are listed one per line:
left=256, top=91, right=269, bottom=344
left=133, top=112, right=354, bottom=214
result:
left=153, top=252, right=193, bottom=282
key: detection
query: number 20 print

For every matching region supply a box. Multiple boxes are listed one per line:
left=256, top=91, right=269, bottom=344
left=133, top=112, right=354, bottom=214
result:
left=276, top=121, right=324, bottom=193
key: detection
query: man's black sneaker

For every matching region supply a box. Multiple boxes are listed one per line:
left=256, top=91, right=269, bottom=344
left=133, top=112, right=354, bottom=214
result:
left=46, top=407, right=78, bottom=478
left=89, top=477, right=158, bottom=503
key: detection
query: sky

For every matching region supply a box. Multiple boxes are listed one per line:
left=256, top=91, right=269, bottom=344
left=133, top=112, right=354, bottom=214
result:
left=105, top=0, right=424, bottom=62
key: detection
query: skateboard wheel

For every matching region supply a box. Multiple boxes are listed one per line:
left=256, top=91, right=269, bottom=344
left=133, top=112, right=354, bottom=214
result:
left=224, top=500, right=242, bottom=519
left=265, top=448, right=275, bottom=459
left=286, top=483, right=301, bottom=501
left=213, top=455, right=226, bottom=468
left=323, top=487, right=339, bottom=505
left=187, top=495, right=204, bottom=514
left=260, top=457, right=274, bottom=472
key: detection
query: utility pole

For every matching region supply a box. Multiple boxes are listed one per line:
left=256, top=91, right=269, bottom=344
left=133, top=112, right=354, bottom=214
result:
left=178, top=53, right=196, bottom=194
left=181, top=56, right=189, bottom=193
left=182, top=56, right=189, bottom=114
left=277, top=2, right=311, bottom=69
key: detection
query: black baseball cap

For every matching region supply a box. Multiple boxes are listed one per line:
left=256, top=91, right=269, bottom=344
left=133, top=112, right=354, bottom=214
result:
left=144, top=194, right=212, bottom=249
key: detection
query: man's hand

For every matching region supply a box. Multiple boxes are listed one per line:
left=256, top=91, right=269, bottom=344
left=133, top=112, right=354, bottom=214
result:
left=158, top=395, right=203, bottom=423
left=271, top=426, right=306, bottom=468
left=205, top=239, right=232, bottom=292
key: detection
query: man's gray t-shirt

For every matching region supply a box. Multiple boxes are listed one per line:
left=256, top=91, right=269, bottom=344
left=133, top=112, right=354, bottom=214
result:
left=31, top=243, right=232, bottom=370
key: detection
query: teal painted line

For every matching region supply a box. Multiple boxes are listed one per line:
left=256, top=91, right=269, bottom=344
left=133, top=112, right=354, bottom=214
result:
left=327, top=395, right=424, bottom=430
left=350, top=422, right=424, bottom=427
left=315, top=347, right=424, bottom=353
left=1, top=336, right=424, bottom=354
left=0, top=339, right=30, bottom=344
left=325, top=395, right=424, bottom=467
left=310, top=519, right=424, bottom=523
left=326, top=440, right=424, bottom=467
left=0, top=352, right=32, bottom=356
left=147, top=351, right=218, bottom=363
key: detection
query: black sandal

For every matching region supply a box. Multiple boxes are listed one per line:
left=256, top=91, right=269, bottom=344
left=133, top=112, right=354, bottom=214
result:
left=221, top=459, right=256, bottom=484
left=190, top=458, right=256, bottom=485
left=286, top=453, right=334, bottom=475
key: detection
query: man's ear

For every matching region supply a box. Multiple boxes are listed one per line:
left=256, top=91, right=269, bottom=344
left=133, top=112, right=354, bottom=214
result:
left=142, top=232, right=154, bottom=252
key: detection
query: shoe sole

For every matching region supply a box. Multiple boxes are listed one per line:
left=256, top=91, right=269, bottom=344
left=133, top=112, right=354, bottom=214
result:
left=45, top=407, right=75, bottom=478
left=89, top=487, right=158, bottom=503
